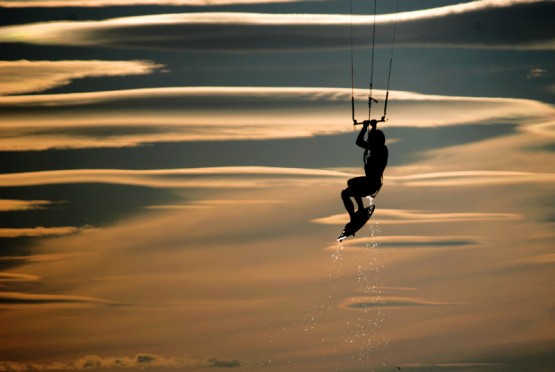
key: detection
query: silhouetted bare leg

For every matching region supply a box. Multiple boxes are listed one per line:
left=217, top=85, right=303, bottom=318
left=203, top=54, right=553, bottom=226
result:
left=341, top=189, right=355, bottom=220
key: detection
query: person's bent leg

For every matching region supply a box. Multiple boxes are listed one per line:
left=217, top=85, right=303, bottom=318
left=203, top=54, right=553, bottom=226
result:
left=347, top=177, right=367, bottom=214
left=355, top=196, right=365, bottom=211
left=341, top=188, right=356, bottom=220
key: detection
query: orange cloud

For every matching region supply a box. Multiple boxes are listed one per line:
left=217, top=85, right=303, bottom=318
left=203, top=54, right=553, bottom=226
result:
left=0, top=254, right=81, bottom=264
left=0, top=273, right=40, bottom=282
left=340, top=296, right=460, bottom=309
left=329, top=235, right=482, bottom=250
left=146, top=199, right=287, bottom=210
left=0, top=199, right=52, bottom=212
left=0, top=226, right=80, bottom=238
left=0, top=60, right=163, bottom=96
left=313, top=209, right=521, bottom=225
left=0, top=291, right=121, bottom=306
left=388, top=170, right=555, bottom=186
left=0, top=167, right=350, bottom=188
left=0, top=86, right=552, bottom=150
left=507, top=253, right=555, bottom=267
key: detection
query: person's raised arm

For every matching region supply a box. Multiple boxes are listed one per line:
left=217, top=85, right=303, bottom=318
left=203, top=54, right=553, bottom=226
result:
left=356, top=120, right=377, bottom=150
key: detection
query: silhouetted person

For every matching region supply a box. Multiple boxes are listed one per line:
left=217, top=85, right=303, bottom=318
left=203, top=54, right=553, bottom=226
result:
left=341, top=119, right=388, bottom=221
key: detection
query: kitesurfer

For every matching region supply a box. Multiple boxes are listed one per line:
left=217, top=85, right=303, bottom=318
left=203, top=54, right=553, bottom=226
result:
left=341, top=119, right=388, bottom=221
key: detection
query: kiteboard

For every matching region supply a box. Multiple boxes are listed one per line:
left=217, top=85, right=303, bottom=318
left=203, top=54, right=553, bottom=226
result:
left=337, top=204, right=375, bottom=241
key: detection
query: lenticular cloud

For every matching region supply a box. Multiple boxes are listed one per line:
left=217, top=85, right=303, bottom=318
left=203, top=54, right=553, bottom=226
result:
left=0, top=1, right=552, bottom=50
left=0, top=86, right=553, bottom=151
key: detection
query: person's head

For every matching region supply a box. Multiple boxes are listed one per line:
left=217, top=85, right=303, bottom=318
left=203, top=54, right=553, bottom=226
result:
left=368, top=129, right=386, bottom=145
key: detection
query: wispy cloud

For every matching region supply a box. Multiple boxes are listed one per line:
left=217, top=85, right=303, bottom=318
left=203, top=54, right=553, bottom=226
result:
left=313, top=209, right=521, bottom=225
left=341, top=296, right=460, bottom=310
left=1, top=86, right=552, bottom=150
left=0, top=0, right=313, bottom=6
left=0, top=254, right=80, bottom=264
left=4, top=166, right=551, bottom=192
left=0, top=60, right=163, bottom=96
left=0, top=199, right=52, bottom=212
left=388, top=170, right=555, bottom=187
left=1, top=167, right=553, bottom=193
left=329, top=235, right=482, bottom=250
left=0, top=1, right=552, bottom=50
left=507, top=253, right=555, bottom=267
left=0, top=291, right=121, bottom=306
left=525, top=67, right=548, bottom=79
left=0, top=273, right=40, bottom=282
left=147, top=199, right=287, bottom=210
left=0, top=226, right=81, bottom=238
left=0, top=167, right=350, bottom=188
left=0, top=353, right=239, bottom=371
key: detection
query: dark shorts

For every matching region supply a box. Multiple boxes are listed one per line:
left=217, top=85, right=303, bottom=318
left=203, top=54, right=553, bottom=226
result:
left=345, top=176, right=382, bottom=197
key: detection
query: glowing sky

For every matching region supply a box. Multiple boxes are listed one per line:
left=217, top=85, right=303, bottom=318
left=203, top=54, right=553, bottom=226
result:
left=1, top=0, right=554, bottom=371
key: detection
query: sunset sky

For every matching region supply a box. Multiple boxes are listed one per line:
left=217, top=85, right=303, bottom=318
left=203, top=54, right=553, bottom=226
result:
left=1, top=0, right=554, bottom=371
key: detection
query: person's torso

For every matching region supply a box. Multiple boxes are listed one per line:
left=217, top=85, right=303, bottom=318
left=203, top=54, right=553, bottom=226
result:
left=364, top=145, right=388, bottom=180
